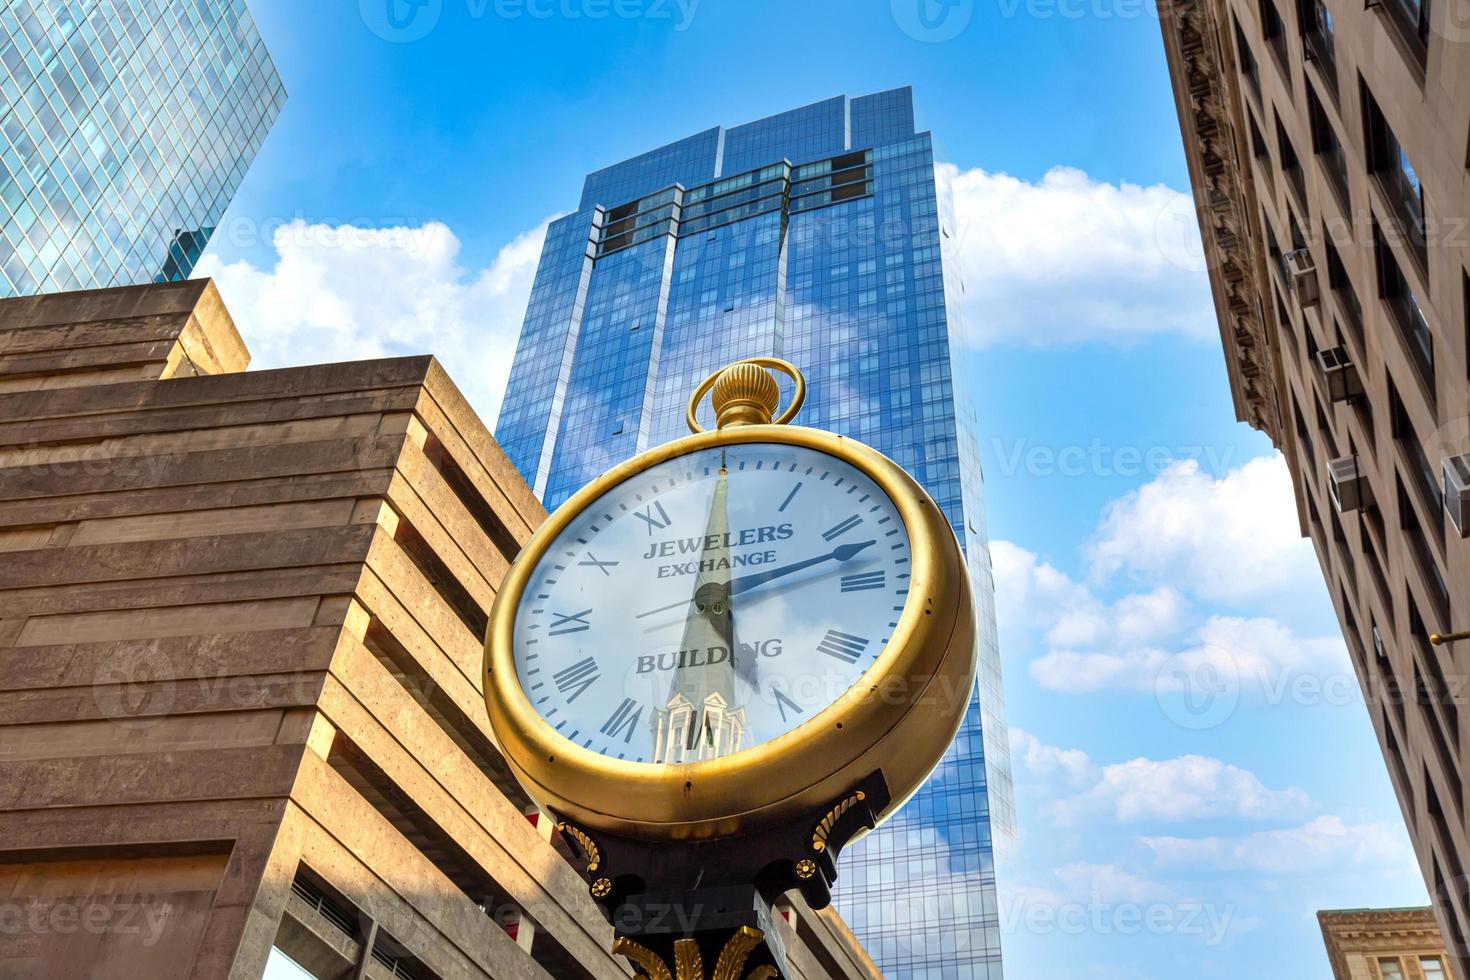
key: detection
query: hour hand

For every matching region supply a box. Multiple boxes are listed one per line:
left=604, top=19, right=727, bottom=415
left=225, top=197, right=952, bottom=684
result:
left=635, top=596, right=694, bottom=620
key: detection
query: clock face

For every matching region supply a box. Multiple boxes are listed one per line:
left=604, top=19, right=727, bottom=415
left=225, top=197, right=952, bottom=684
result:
left=511, top=441, right=913, bottom=764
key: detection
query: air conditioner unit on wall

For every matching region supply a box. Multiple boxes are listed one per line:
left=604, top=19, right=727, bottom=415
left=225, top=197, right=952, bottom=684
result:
left=1314, top=346, right=1365, bottom=403
left=1329, top=456, right=1373, bottom=513
left=1444, top=454, right=1470, bottom=538
left=1285, top=248, right=1321, bottom=307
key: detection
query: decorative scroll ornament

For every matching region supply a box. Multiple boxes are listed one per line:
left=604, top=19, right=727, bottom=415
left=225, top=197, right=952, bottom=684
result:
left=557, top=822, right=601, bottom=873
left=811, top=790, right=865, bottom=853
left=612, top=937, right=674, bottom=980
left=612, top=927, right=768, bottom=980
left=711, top=926, right=766, bottom=980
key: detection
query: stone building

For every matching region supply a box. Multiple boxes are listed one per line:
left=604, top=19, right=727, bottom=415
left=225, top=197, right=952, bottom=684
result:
left=1158, top=0, right=1470, bottom=970
left=0, top=279, right=880, bottom=980
left=1321, top=907, right=1458, bottom=979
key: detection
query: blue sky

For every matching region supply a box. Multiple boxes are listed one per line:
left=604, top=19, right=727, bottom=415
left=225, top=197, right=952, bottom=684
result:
left=229, top=2, right=1429, bottom=978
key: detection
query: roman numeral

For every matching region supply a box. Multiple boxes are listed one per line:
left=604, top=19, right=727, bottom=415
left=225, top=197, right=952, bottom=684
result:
left=553, top=657, right=600, bottom=703
left=634, top=500, right=673, bottom=534
left=822, top=514, right=863, bottom=541
left=548, top=609, right=592, bottom=636
left=578, top=553, right=619, bottom=576
left=841, top=571, right=886, bottom=592
left=817, top=629, right=869, bottom=664
left=600, top=698, right=643, bottom=744
left=773, top=688, right=804, bottom=724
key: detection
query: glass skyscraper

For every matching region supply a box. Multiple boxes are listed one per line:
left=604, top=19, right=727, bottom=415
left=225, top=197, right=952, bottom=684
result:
left=0, top=0, right=284, bottom=297
left=498, top=87, right=1012, bottom=979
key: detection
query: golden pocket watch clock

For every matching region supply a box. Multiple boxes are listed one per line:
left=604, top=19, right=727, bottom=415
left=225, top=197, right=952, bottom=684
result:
left=485, top=355, right=974, bottom=836
left=483, top=358, right=976, bottom=975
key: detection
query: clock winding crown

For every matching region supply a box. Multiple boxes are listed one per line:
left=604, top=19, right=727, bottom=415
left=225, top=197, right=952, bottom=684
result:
left=686, top=356, right=807, bottom=433
left=711, top=362, right=781, bottom=428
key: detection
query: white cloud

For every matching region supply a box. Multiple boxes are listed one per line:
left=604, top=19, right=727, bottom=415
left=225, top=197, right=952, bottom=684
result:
left=941, top=164, right=1214, bottom=347
left=1054, top=755, right=1310, bottom=826
left=1012, top=734, right=1308, bottom=826
left=996, top=457, right=1349, bottom=699
left=992, top=540, right=1185, bottom=654
left=1087, top=455, right=1320, bottom=606
left=1030, top=614, right=1348, bottom=697
left=1141, top=816, right=1414, bottom=874
left=1055, top=863, right=1174, bottom=905
left=195, top=217, right=554, bottom=428
left=1011, top=728, right=1098, bottom=790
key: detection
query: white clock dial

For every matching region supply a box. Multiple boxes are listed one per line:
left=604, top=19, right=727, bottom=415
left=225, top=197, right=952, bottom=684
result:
left=511, top=442, right=913, bottom=764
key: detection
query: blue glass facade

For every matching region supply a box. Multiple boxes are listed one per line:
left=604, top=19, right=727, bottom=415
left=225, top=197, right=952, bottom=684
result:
left=498, top=87, right=1013, bottom=979
left=0, top=0, right=284, bottom=297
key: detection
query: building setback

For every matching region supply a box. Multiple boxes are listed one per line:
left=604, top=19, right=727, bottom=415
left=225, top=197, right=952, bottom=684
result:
left=1159, top=0, right=1470, bottom=972
left=496, top=86, right=1012, bottom=978
left=0, top=0, right=285, bottom=297
left=0, top=280, right=879, bottom=980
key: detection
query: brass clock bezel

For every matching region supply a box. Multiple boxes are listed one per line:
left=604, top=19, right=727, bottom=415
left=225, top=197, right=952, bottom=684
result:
left=483, top=423, right=976, bottom=841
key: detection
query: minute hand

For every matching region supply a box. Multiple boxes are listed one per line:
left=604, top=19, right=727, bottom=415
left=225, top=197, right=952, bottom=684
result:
left=727, top=540, right=877, bottom=597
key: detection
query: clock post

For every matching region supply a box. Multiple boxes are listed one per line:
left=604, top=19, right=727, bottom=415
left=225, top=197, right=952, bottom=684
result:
left=483, top=358, right=978, bottom=980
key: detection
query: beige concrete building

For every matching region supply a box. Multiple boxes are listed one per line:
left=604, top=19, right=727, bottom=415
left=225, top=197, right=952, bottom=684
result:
left=1321, top=907, right=1458, bottom=979
left=0, top=280, right=880, bottom=980
left=1158, top=0, right=1470, bottom=972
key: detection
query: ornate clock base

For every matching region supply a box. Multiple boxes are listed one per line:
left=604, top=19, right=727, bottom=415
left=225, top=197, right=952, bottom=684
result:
left=611, top=887, right=784, bottom=980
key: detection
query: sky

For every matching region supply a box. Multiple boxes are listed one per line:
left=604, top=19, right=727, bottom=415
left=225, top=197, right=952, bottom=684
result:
left=229, top=2, right=1431, bottom=977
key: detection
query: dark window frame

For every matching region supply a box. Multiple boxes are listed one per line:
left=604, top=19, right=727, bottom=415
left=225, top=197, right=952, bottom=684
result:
left=1305, top=82, right=1350, bottom=205
left=1362, top=78, right=1429, bottom=273
left=1261, top=0, right=1291, bottom=69
left=1300, top=0, right=1340, bottom=100
left=1373, top=218, right=1435, bottom=398
left=1234, top=16, right=1263, bottom=106
left=1376, top=0, right=1431, bottom=65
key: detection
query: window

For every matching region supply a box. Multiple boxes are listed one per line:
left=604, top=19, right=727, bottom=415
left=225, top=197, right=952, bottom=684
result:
left=1300, top=0, right=1337, bottom=86
left=1277, top=117, right=1307, bottom=204
left=1421, top=957, right=1447, bottom=980
left=1324, top=235, right=1362, bottom=342
left=1378, top=958, right=1405, bottom=979
left=1306, top=85, right=1349, bottom=203
left=1389, top=378, right=1441, bottom=517
left=1249, top=110, right=1270, bottom=161
left=1411, top=599, right=1458, bottom=742
left=1374, top=219, right=1434, bottom=394
left=1267, top=220, right=1289, bottom=287
left=1235, top=18, right=1262, bottom=104
left=1262, top=0, right=1290, bottom=68
left=1363, top=80, right=1428, bottom=271
left=1399, top=476, right=1450, bottom=622
left=1380, top=0, right=1431, bottom=60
